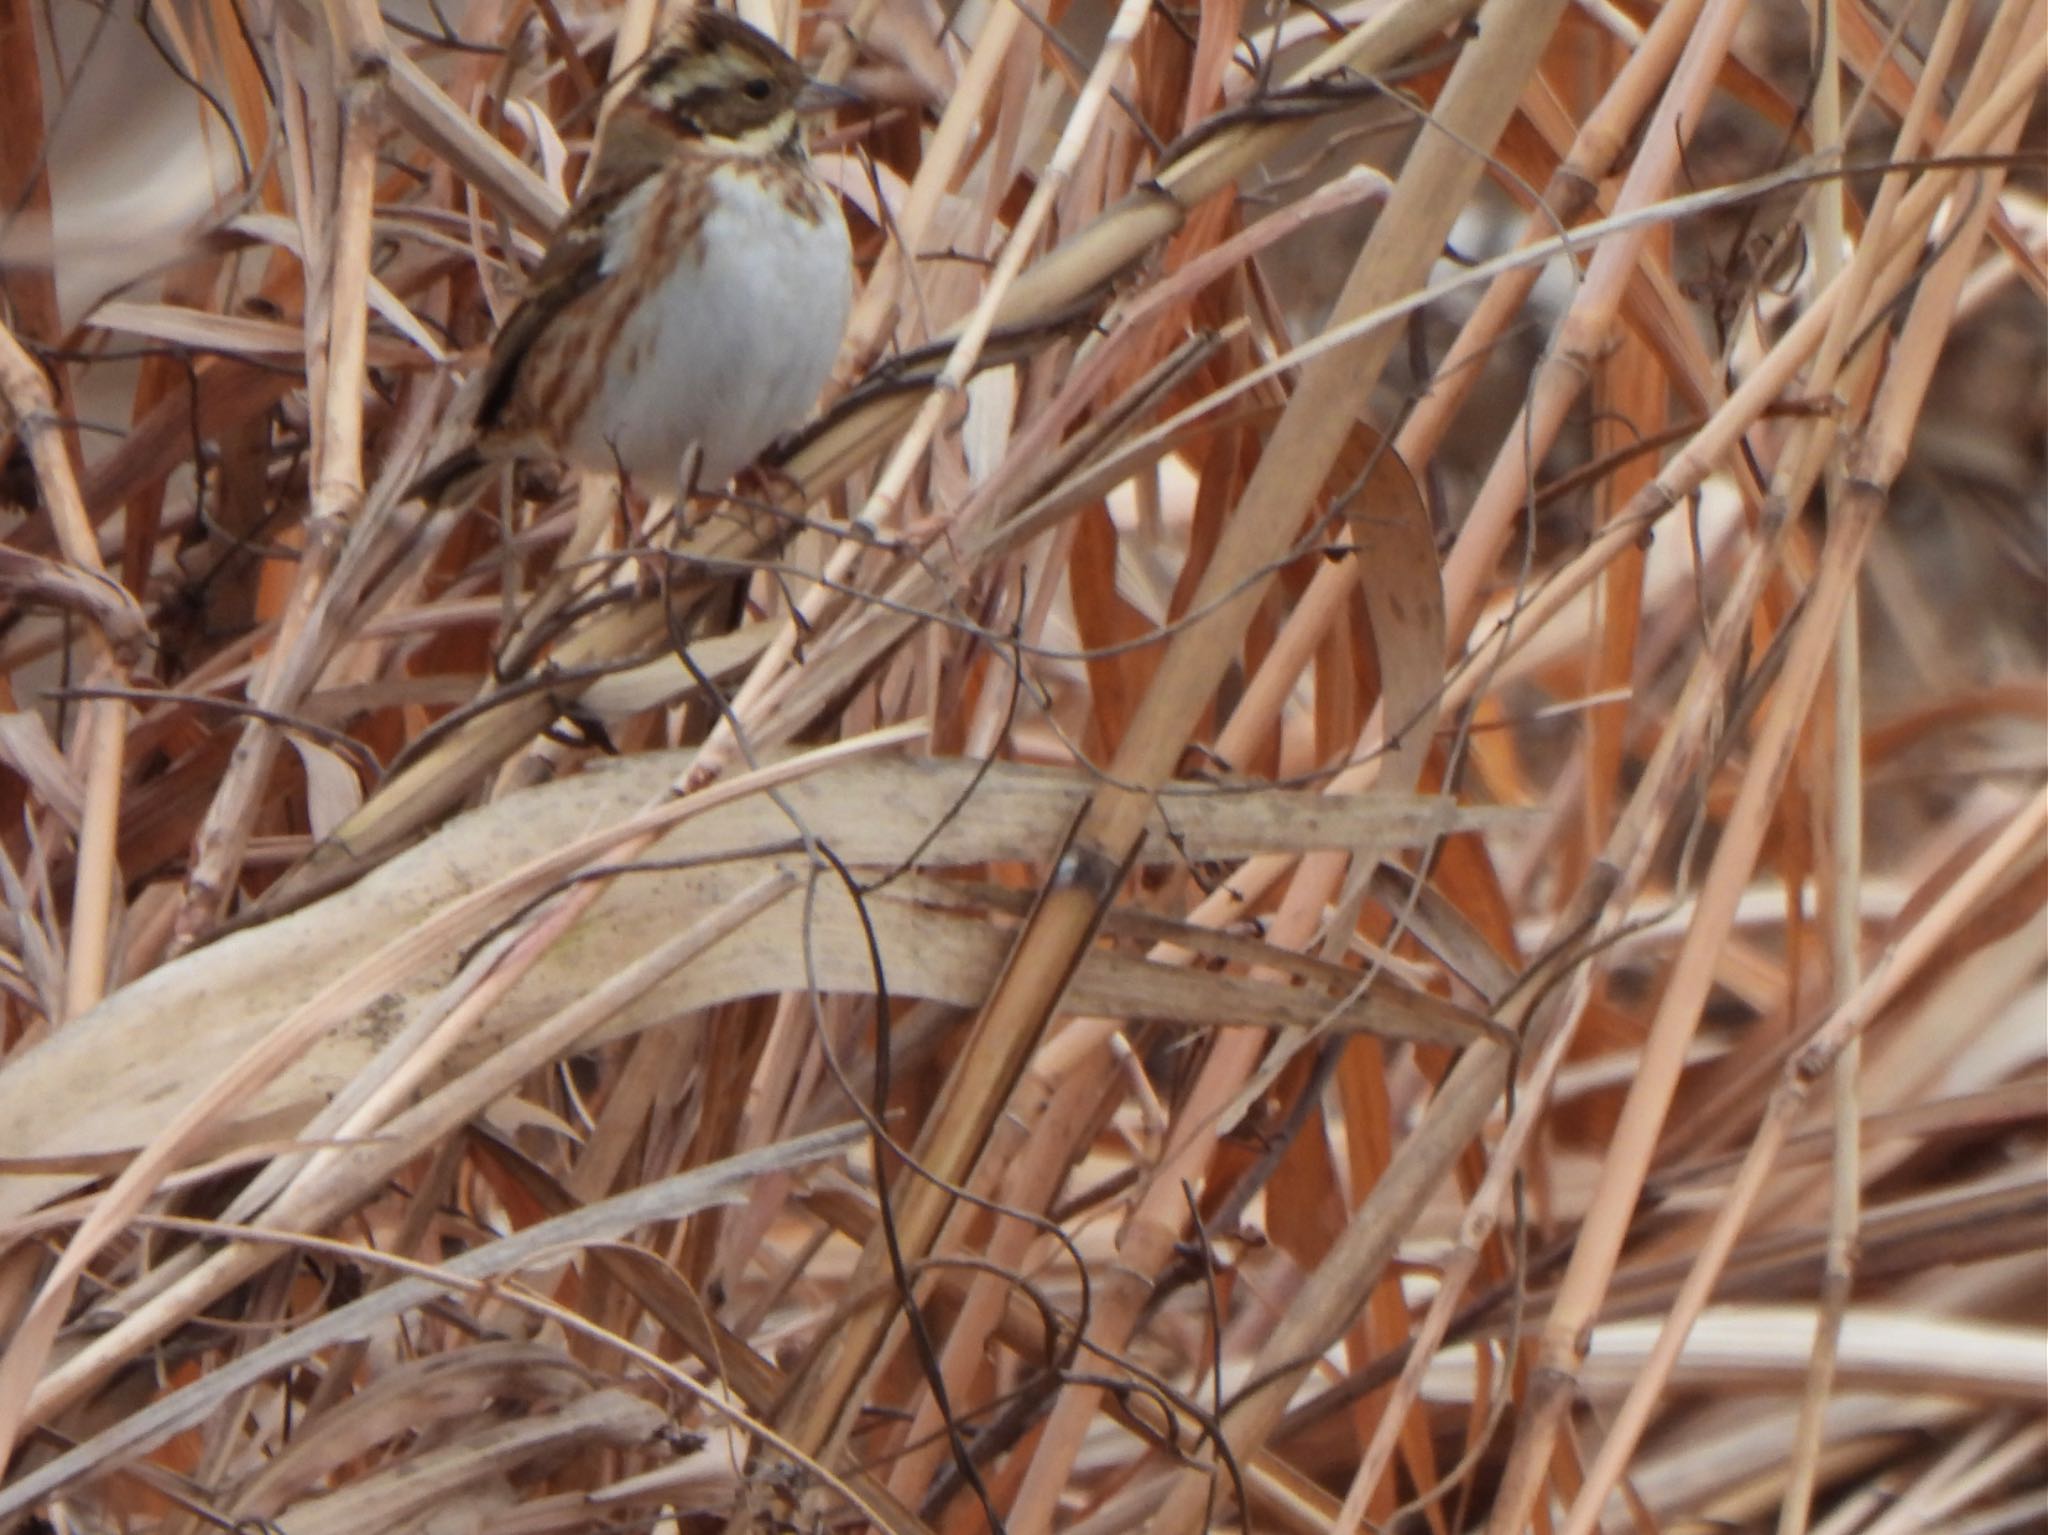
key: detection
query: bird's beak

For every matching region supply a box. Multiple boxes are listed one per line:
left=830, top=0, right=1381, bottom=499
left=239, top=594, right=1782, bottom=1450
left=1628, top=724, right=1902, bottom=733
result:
left=793, top=77, right=861, bottom=115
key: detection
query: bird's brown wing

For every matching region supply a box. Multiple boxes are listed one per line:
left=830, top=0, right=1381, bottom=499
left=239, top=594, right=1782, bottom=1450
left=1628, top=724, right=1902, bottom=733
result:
left=406, top=189, right=625, bottom=505
left=468, top=214, right=612, bottom=432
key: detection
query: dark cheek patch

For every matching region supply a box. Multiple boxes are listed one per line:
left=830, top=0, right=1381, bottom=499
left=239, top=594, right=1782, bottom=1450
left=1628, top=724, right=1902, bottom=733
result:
left=663, top=87, right=712, bottom=133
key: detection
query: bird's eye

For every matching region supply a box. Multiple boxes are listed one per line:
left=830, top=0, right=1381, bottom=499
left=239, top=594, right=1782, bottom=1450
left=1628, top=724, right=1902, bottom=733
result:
left=743, top=77, right=772, bottom=100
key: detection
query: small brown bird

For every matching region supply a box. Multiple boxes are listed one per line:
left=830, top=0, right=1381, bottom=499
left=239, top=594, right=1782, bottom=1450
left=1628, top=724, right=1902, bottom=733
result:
left=410, top=8, right=854, bottom=506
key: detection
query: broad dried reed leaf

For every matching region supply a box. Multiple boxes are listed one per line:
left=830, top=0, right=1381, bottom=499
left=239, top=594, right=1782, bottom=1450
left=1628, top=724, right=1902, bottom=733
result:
left=90, top=299, right=422, bottom=367
left=0, top=755, right=1506, bottom=1218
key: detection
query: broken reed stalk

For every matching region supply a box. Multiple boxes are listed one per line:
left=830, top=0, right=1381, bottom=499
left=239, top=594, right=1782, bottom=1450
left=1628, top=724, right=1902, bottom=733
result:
left=0, top=316, right=134, bottom=1023
left=173, top=46, right=385, bottom=950
left=1779, top=0, right=1867, bottom=1525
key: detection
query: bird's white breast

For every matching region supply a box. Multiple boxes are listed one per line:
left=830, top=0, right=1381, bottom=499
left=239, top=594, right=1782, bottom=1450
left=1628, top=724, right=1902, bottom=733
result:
left=577, top=160, right=851, bottom=493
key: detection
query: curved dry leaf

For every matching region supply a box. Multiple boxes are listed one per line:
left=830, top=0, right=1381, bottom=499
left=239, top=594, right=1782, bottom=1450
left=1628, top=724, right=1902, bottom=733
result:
left=1345, top=429, right=1446, bottom=796
left=0, top=549, right=148, bottom=651
left=0, top=754, right=1508, bottom=1218
left=287, top=733, right=366, bottom=841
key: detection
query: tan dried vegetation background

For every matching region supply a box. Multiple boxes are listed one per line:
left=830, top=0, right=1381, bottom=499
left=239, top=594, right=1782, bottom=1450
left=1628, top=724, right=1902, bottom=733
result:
left=0, top=0, right=2042, bottom=1530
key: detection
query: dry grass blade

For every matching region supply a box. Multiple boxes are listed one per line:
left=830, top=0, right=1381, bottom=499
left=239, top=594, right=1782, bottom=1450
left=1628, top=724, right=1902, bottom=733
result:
left=0, top=1, right=2041, bottom=1531
left=0, top=1122, right=863, bottom=1519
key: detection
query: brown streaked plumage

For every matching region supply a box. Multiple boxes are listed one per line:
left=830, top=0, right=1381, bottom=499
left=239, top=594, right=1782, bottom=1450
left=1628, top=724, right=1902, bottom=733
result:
left=410, top=9, right=853, bottom=506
